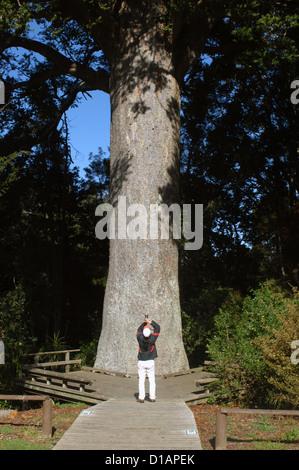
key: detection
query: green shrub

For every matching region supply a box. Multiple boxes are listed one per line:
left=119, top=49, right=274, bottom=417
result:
left=0, top=285, right=35, bottom=387
left=207, top=280, right=297, bottom=406
left=78, top=339, right=98, bottom=367
left=256, top=292, right=299, bottom=409
left=182, top=286, right=231, bottom=367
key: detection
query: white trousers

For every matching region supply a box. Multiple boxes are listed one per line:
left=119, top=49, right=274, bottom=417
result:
left=138, top=360, right=156, bottom=400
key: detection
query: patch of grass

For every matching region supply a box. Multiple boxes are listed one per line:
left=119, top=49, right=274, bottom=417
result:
left=254, top=440, right=283, bottom=450
left=0, top=425, right=15, bottom=434
left=253, top=415, right=276, bottom=432
left=0, top=439, right=52, bottom=450
left=0, top=402, right=88, bottom=450
left=280, top=429, right=299, bottom=442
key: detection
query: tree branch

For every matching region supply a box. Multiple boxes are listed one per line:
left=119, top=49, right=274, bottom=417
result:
left=1, top=36, right=110, bottom=93
left=40, top=80, right=96, bottom=140
left=172, top=0, right=227, bottom=82
left=1, top=79, right=98, bottom=156
left=45, top=0, right=117, bottom=59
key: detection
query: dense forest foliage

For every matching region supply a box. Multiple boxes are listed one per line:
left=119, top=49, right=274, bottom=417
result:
left=1, top=0, right=299, bottom=405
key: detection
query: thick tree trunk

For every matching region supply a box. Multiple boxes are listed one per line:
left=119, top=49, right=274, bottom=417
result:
left=94, top=7, right=189, bottom=375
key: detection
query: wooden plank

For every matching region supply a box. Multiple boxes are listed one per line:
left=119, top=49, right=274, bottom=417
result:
left=23, top=360, right=81, bottom=368
left=0, top=394, right=48, bottom=401
left=16, top=368, right=107, bottom=404
left=220, top=407, right=299, bottom=417
left=15, top=378, right=103, bottom=398
left=185, top=392, right=213, bottom=405
left=194, top=377, right=218, bottom=386
left=53, top=399, right=202, bottom=450
left=21, top=367, right=91, bottom=383
left=81, top=366, right=131, bottom=377
left=28, top=376, right=94, bottom=393
left=20, top=368, right=93, bottom=395
left=23, top=349, right=80, bottom=357
left=15, top=379, right=107, bottom=404
left=162, top=367, right=203, bottom=378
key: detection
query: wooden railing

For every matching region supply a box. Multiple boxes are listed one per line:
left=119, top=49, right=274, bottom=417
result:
left=16, top=367, right=107, bottom=404
left=216, top=407, right=299, bottom=450
left=0, top=394, right=52, bottom=436
left=23, top=349, right=81, bottom=372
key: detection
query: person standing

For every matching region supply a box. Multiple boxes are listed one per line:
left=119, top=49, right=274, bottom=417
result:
left=136, top=317, right=160, bottom=402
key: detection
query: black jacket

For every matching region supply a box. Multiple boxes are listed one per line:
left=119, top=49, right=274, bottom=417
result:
left=137, top=320, right=160, bottom=361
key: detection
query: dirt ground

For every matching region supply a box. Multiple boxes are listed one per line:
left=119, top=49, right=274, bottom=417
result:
left=0, top=402, right=298, bottom=450
left=189, top=404, right=299, bottom=450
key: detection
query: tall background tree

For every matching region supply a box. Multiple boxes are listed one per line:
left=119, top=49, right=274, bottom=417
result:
left=179, top=0, right=299, bottom=364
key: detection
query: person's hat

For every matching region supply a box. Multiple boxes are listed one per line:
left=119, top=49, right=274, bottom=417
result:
left=143, top=326, right=151, bottom=337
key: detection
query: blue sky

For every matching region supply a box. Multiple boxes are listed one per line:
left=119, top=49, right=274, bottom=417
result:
left=3, top=19, right=111, bottom=179
left=24, top=20, right=112, bottom=178
left=66, top=90, right=111, bottom=177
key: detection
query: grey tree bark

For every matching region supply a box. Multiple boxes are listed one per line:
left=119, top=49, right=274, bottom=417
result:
left=94, top=5, right=189, bottom=375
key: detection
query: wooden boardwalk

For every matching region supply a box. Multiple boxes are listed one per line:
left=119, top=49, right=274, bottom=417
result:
left=17, top=365, right=215, bottom=450
left=53, top=398, right=202, bottom=450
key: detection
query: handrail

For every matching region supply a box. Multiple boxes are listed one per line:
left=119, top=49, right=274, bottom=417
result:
left=23, top=349, right=81, bottom=372
left=23, top=349, right=80, bottom=356
left=215, top=407, right=299, bottom=450
left=0, top=394, right=52, bottom=436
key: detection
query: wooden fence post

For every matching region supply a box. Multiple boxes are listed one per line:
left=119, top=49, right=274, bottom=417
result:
left=65, top=351, right=70, bottom=373
left=215, top=411, right=227, bottom=450
left=42, top=398, right=52, bottom=436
